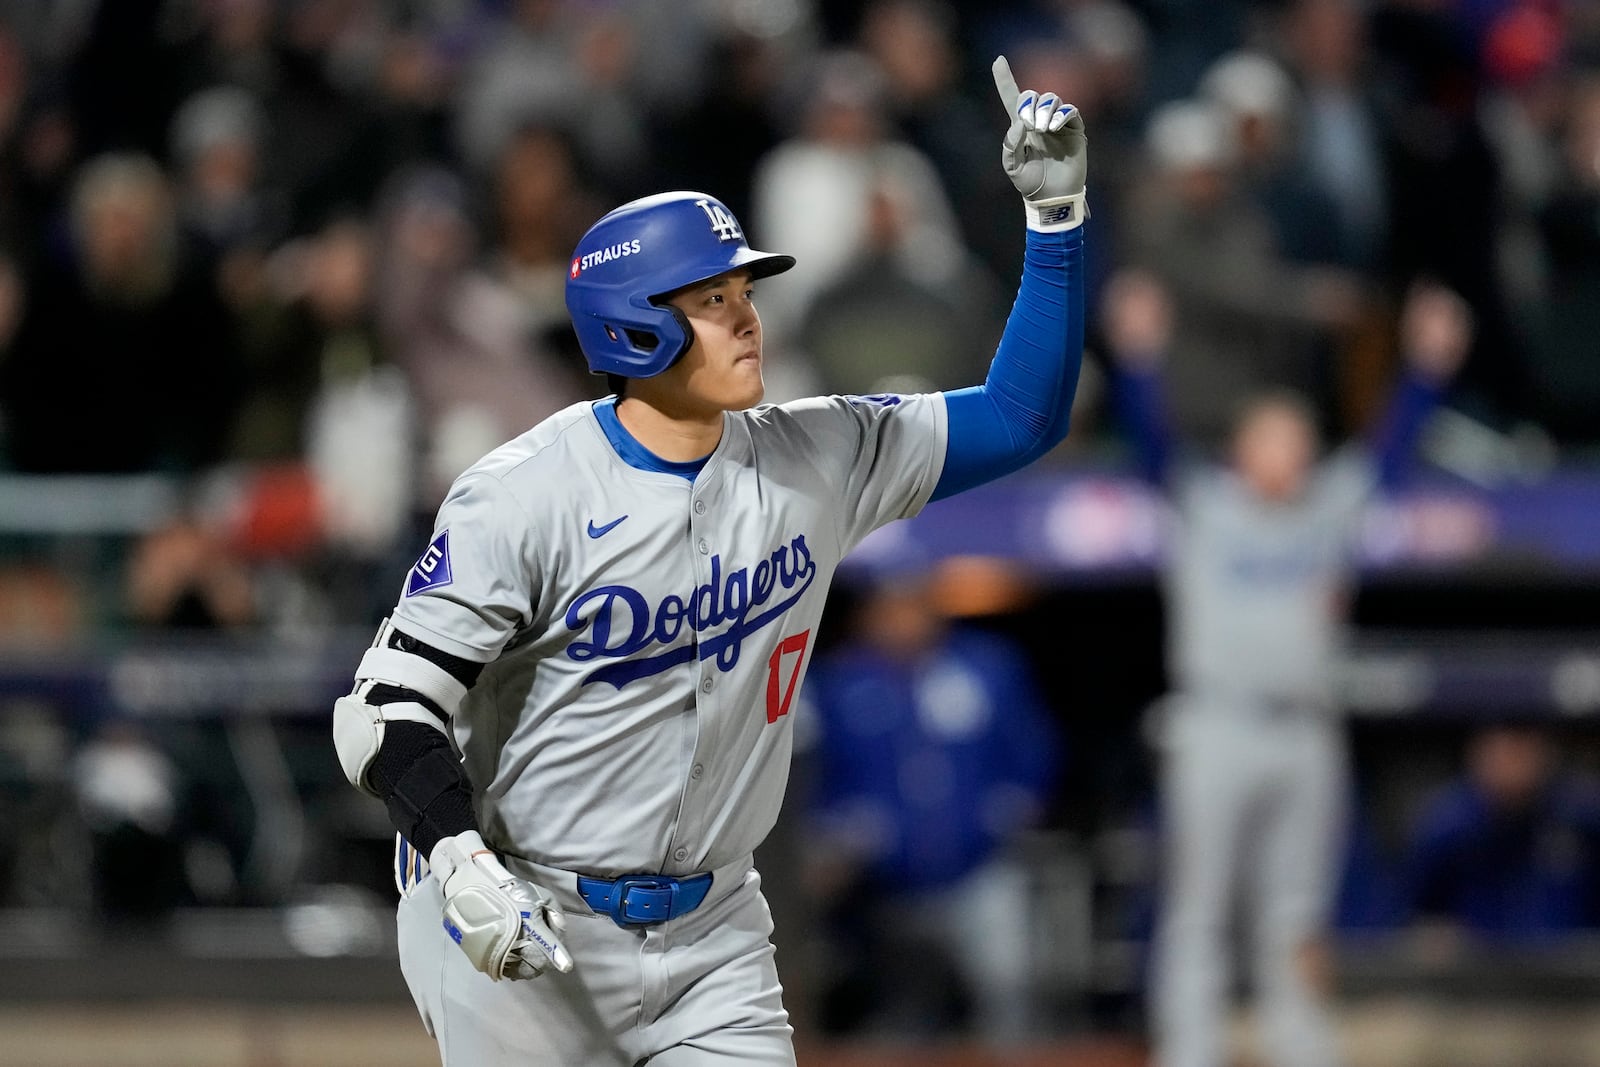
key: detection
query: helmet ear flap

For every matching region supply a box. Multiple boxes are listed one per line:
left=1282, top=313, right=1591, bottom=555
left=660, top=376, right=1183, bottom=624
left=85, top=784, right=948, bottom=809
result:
left=657, top=301, right=695, bottom=369
left=590, top=302, right=693, bottom=377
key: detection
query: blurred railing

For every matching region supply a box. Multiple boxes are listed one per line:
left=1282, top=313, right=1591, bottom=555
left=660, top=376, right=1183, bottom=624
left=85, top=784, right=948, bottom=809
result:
left=846, top=465, right=1600, bottom=579
left=0, top=627, right=1596, bottom=722
left=0, top=474, right=184, bottom=536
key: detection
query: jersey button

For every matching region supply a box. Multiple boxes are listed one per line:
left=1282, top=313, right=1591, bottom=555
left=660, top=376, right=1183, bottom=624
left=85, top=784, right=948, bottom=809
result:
left=673, top=847, right=688, bottom=863
left=700, top=676, right=713, bottom=693
left=691, top=763, right=704, bottom=779
left=693, top=500, right=706, bottom=515
left=697, top=538, right=709, bottom=555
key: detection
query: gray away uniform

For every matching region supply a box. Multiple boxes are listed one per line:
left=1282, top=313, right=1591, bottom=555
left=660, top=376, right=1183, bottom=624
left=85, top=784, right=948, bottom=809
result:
left=391, top=395, right=946, bottom=1066
left=1152, top=454, right=1372, bottom=1067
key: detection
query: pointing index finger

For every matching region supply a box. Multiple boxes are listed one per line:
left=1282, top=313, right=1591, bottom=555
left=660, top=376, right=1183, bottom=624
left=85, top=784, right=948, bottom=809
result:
left=992, top=55, right=1022, bottom=116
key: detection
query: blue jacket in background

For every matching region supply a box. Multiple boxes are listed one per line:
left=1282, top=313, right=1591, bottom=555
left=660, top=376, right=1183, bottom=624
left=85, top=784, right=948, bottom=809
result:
left=804, top=629, right=1061, bottom=895
left=1407, top=776, right=1600, bottom=940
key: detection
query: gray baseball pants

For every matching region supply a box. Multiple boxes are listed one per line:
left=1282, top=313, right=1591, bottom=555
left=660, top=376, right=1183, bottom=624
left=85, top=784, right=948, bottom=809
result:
left=1150, top=701, right=1348, bottom=1067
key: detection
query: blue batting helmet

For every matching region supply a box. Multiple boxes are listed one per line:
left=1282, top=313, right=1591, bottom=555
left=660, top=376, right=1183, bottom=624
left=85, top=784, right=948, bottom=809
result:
left=564, top=191, right=796, bottom=378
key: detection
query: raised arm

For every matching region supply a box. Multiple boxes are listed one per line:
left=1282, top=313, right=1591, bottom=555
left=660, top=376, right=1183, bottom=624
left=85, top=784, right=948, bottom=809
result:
left=1102, top=269, right=1178, bottom=488
left=1369, top=282, right=1472, bottom=489
left=933, top=56, right=1088, bottom=501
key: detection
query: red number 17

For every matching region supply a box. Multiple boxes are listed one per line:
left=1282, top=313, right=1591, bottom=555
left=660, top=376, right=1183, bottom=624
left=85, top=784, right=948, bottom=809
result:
left=765, top=630, right=810, bottom=724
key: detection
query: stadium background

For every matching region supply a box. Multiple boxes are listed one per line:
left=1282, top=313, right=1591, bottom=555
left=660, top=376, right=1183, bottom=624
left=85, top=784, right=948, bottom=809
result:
left=0, top=0, right=1598, bottom=1063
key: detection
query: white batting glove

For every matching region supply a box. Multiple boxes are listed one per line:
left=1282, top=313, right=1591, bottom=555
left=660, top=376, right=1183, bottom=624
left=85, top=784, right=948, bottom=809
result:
left=432, top=830, right=574, bottom=981
left=992, top=55, right=1088, bottom=232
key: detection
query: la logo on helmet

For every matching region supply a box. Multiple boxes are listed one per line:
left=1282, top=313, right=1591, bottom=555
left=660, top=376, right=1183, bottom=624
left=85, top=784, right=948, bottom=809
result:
left=696, top=199, right=742, bottom=242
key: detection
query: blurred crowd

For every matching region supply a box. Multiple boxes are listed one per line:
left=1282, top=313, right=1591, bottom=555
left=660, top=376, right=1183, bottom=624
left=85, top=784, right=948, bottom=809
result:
left=0, top=0, right=1595, bottom=634
left=1, top=0, right=1600, bottom=1054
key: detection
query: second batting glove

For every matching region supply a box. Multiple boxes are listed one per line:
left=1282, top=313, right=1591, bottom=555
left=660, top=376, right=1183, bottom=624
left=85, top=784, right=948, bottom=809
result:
left=432, top=830, right=574, bottom=982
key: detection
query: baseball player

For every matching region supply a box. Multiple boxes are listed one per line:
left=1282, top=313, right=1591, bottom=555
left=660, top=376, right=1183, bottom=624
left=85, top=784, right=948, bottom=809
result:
left=1102, top=272, right=1472, bottom=1067
left=330, top=57, right=1086, bottom=1066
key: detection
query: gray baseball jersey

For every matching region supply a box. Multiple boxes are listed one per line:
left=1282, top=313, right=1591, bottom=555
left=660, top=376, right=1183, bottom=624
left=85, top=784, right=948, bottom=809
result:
left=388, top=394, right=947, bottom=877
left=1167, top=451, right=1374, bottom=710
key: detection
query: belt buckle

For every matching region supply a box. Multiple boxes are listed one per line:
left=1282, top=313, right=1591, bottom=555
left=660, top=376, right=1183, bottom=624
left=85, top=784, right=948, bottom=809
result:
left=612, top=876, right=676, bottom=926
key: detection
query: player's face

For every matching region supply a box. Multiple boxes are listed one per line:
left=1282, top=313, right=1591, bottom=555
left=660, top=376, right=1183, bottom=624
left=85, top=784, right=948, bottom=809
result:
left=653, top=269, right=765, bottom=416
left=1233, top=402, right=1315, bottom=503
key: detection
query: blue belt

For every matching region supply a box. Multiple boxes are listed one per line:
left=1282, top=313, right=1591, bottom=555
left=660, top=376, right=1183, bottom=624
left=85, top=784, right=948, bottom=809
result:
left=577, top=872, right=714, bottom=928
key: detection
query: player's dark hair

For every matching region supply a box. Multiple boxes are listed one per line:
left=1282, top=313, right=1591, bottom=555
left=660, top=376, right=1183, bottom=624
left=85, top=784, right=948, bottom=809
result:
left=606, top=373, right=628, bottom=397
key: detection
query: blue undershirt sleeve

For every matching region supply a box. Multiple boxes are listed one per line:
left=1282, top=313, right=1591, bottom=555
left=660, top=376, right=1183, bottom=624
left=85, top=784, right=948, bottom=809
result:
left=1110, top=364, right=1175, bottom=488
left=931, top=226, right=1085, bottom=501
left=1369, top=370, right=1445, bottom=491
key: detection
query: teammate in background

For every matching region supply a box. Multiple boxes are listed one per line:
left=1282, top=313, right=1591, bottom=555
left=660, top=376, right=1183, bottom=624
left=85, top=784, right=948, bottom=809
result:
left=802, top=562, right=1059, bottom=1042
left=331, top=57, right=1086, bottom=1066
left=1408, top=723, right=1600, bottom=941
left=1103, top=271, right=1471, bottom=1067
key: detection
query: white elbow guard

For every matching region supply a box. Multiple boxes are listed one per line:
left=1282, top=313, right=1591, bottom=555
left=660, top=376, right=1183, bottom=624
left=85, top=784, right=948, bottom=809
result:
left=333, top=691, right=448, bottom=796
left=354, top=618, right=472, bottom=715
left=334, top=618, right=473, bottom=796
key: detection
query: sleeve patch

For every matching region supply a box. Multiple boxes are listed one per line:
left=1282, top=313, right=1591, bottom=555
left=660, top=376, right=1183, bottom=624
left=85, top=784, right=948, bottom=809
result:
left=405, top=530, right=454, bottom=597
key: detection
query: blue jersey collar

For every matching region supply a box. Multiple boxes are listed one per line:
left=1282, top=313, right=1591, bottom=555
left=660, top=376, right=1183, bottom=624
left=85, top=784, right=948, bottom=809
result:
left=592, top=397, right=710, bottom=482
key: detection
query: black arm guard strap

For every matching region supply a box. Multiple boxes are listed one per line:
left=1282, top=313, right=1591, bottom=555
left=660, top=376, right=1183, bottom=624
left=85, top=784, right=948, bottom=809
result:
left=365, top=721, right=476, bottom=857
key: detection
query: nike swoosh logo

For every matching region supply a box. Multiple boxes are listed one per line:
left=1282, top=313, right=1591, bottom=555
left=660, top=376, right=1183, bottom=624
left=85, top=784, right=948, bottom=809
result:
left=587, top=515, right=628, bottom=539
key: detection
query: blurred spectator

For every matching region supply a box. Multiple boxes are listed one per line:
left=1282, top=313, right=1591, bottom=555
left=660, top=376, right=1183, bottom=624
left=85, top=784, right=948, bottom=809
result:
left=0, top=252, right=20, bottom=352
left=169, top=85, right=283, bottom=268
left=126, top=515, right=254, bottom=630
left=293, top=217, right=413, bottom=559
left=1525, top=77, right=1600, bottom=443
left=486, top=124, right=603, bottom=340
left=859, top=0, right=1021, bottom=279
left=373, top=165, right=589, bottom=498
left=0, top=152, right=242, bottom=473
left=650, top=22, right=793, bottom=223
left=1282, top=0, right=1390, bottom=271
left=1478, top=4, right=1567, bottom=312
left=796, top=169, right=1004, bottom=396
left=1059, top=0, right=1150, bottom=124
left=1127, top=0, right=1252, bottom=107
left=1107, top=273, right=1470, bottom=1067
left=1369, top=0, right=1522, bottom=422
left=752, top=50, right=966, bottom=355
left=1199, top=50, right=1347, bottom=268
left=454, top=0, right=655, bottom=194
left=1408, top=724, right=1600, bottom=941
left=366, top=24, right=456, bottom=176
left=0, top=23, right=54, bottom=268
left=244, top=0, right=401, bottom=236
left=802, top=564, right=1060, bottom=1043
left=228, top=216, right=386, bottom=465
left=65, top=0, right=191, bottom=160
left=169, top=0, right=281, bottom=98
left=1123, top=98, right=1363, bottom=446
